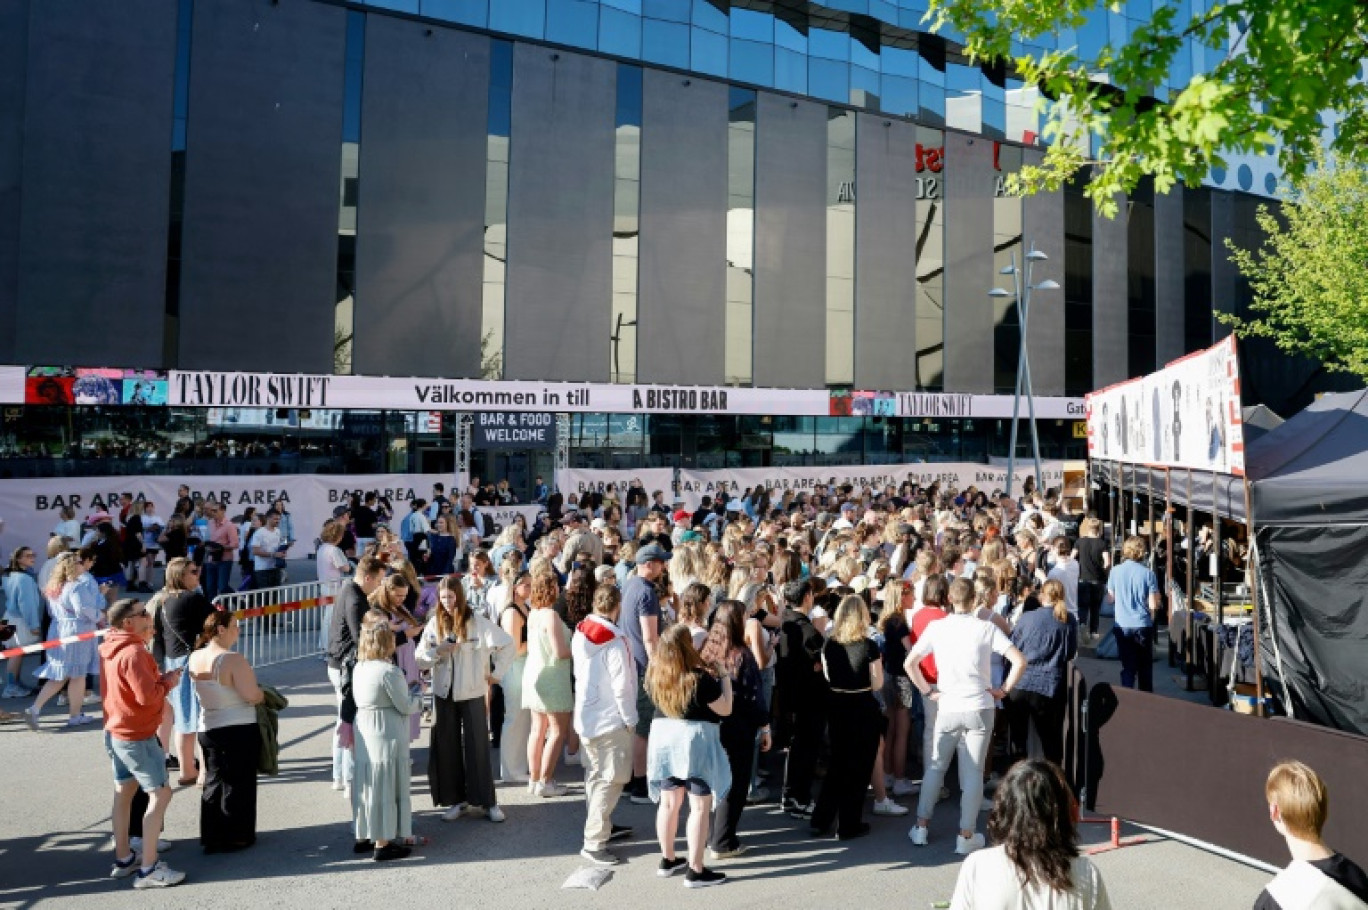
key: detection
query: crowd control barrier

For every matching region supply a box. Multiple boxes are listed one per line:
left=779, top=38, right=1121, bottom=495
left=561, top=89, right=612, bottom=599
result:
left=213, top=581, right=334, bottom=668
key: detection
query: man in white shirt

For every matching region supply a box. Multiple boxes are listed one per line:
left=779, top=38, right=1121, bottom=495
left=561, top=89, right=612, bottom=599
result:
left=1045, top=537, right=1080, bottom=619
left=250, top=512, right=284, bottom=589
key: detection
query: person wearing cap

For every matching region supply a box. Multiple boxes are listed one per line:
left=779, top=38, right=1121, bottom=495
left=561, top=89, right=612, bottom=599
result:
left=831, top=502, right=857, bottom=532
left=566, top=520, right=605, bottom=567
left=619, top=541, right=670, bottom=803
left=670, top=510, right=692, bottom=546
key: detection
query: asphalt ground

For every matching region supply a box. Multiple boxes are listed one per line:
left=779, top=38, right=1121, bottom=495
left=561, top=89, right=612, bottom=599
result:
left=0, top=559, right=1271, bottom=909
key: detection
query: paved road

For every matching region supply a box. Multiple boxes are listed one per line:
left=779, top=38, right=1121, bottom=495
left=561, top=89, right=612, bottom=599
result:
left=0, top=650, right=1272, bottom=910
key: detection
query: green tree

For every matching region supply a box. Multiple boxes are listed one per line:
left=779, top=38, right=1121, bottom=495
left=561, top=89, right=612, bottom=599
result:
left=1221, top=162, right=1368, bottom=380
left=932, top=0, right=1368, bottom=214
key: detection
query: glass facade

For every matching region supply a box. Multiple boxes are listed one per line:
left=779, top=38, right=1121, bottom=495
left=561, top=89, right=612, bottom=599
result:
left=481, top=40, right=514, bottom=379
left=611, top=63, right=642, bottom=383
left=334, top=10, right=366, bottom=376
left=992, top=143, right=1023, bottom=394
left=914, top=125, right=944, bottom=390
left=1184, top=186, right=1213, bottom=353
left=1063, top=175, right=1093, bottom=397
left=725, top=87, right=755, bottom=386
left=1127, top=177, right=1156, bottom=376
left=825, top=107, right=855, bottom=387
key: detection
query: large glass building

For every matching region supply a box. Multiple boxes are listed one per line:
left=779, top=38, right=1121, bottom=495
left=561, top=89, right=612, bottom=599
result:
left=0, top=0, right=1306, bottom=487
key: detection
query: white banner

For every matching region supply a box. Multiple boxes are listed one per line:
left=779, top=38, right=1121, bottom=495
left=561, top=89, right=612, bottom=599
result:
left=0, top=473, right=456, bottom=557
left=163, top=369, right=1083, bottom=419
left=674, top=461, right=1077, bottom=511
left=555, top=468, right=677, bottom=505
left=1086, top=336, right=1245, bottom=475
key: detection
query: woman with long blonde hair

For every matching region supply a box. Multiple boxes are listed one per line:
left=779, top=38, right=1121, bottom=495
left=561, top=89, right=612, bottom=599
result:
left=645, top=624, right=733, bottom=888
left=877, top=579, right=918, bottom=799
left=1005, top=579, right=1077, bottom=766
left=368, top=574, right=422, bottom=743
left=416, top=576, right=515, bottom=822
left=523, top=572, right=573, bottom=797
left=25, top=550, right=105, bottom=728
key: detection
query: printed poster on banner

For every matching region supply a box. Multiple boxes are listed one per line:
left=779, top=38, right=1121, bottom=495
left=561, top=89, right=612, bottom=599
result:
left=555, top=468, right=676, bottom=504
left=1085, top=336, right=1244, bottom=476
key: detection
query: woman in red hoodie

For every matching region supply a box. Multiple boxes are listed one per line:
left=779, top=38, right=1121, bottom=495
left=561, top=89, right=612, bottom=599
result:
left=100, top=597, right=186, bottom=889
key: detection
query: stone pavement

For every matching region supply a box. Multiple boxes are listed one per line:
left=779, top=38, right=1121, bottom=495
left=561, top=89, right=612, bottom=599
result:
left=0, top=652, right=1272, bottom=910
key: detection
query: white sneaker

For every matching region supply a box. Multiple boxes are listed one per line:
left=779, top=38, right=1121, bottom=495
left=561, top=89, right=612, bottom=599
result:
left=955, top=832, right=986, bottom=855
left=872, top=798, right=909, bottom=817
left=83, top=692, right=101, bottom=706
left=441, top=803, right=468, bottom=822
left=127, top=836, right=172, bottom=854
left=132, top=861, right=186, bottom=889
left=487, top=805, right=506, bottom=823
left=892, top=779, right=920, bottom=797
left=331, top=780, right=345, bottom=792
left=908, top=825, right=929, bottom=846
left=2, top=683, right=34, bottom=698
left=527, top=779, right=538, bottom=795
left=539, top=780, right=568, bottom=798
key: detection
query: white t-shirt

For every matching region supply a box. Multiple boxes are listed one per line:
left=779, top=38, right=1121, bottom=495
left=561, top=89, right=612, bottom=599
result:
left=952, top=846, right=1111, bottom=910
left=1048, top=557, right=1081, bottom=617
left=907, top=612, right=1014, bottom=714
left=316, top=542, right=350, bottom=589
left=52, top=519, right=81, bottom=543
left=252, top=526, right=282, bottom=571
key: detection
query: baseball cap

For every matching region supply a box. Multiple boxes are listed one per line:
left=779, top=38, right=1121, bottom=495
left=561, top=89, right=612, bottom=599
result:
left=672, top=509, right=691, bottom=523
left=593, top=564, right=616, bottom=584
left=726, top=499, right=745, bottom=512
left=591, top=517, right=608, bottom=531
left=840, top=502, right=856, bottom=513
left=635, top=542, right=671, bottom=564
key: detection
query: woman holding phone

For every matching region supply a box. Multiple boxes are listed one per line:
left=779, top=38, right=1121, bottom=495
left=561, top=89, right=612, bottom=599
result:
left=416, top=576, right=515, bottom=823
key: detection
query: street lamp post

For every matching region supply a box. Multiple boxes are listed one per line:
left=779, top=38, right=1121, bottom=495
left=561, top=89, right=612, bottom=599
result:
left=990, top=246, right=1060, bottom=500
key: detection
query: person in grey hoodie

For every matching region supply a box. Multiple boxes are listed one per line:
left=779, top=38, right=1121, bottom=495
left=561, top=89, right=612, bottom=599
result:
left=571, top=584, right=638, bottom=866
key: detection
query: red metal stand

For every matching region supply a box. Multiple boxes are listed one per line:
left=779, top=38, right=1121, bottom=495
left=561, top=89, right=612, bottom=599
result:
left=1080, top=816, right=1148, bottom=854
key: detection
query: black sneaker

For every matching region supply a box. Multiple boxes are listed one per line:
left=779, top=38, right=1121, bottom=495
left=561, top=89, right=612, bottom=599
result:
left=373, top=843, right=411, bottom=862
left=657, top=857, right=688, bottom=878
left=837, top=822, right=872, bottom=841
left=684, top=867, right=726, bottom=889
left=352, top=839, right=374, bottom=854
left=165, top=755, right=180, bottom=771
left=608, top=824, right=633, bottom=842
left=628, top=777, right=652, bottom=805
left=580, top=847, right=620, bottom=866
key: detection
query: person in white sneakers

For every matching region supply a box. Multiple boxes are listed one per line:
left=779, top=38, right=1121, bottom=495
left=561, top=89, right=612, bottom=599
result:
left=905, top=578, right=1025, bottom=855
left=100, top=597, right=186, bottom=889
left=571, top=584, right=638, bottom=866
left=1255, top=761, right=1368, bottom=910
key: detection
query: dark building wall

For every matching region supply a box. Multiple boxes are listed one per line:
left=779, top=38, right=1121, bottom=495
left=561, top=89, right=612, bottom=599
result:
left=942, top=132, right=994, bottom=393
left=636, top=71, right=728, bottom=386
left=1092, top=196, right=1129, bottom=388
left=503, top=44, right=616, bottom=383
left=752, top=93, right=826, bottom=389
left=353, top=19, right=489, bottom=379
left=0, top=0, right=28, bottom=364
left=1154, top=187, right=1185, bottom=365
left=17, top=0, right=177, bottom=367
left=853, top=114, right=919, bottom=390
left=178, top=0, right=346, bottom=373
left=1022, top=147, right=1066, bottom=396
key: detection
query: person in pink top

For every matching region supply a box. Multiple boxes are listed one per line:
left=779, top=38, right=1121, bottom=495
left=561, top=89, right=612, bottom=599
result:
left=203, top=503, right=239, bottom=601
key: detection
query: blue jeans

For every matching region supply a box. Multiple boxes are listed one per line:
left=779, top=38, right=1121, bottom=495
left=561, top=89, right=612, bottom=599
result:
left=203, top=560, right=234, bottom=602
left=1113, top=626, right=1154, bottom=692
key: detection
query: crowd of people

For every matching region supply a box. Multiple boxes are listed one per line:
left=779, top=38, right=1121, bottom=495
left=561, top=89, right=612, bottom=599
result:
left=2, top=473, right=1365, bottom=907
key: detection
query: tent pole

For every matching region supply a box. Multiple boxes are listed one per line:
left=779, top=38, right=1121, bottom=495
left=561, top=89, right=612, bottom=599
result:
left=1242, top=477, right=1266, bottom=717
left=1108, top=463, right=1117, bottom=560
left=1212, top=470, right=1223, bottom=705
left=1185, top=468, right=1196, bottom=691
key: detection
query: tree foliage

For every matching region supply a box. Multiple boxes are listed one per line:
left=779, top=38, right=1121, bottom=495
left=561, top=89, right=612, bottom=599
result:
left=1221, top=162, right=1368, bottom=380
left=930, top=0, right=1368, bottom=215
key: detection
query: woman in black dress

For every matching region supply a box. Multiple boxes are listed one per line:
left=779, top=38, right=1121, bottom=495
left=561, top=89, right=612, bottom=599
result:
left=810, top=595, right=885, bottom=841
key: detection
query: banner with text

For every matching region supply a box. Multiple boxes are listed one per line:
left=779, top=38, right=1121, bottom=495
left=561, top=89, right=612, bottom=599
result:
left=555, top=468, right=677, bottom=505
left=0, top=473, right=455, bottom=558
left=472, top=412, right=557, bottom=450
left=1086, top=336, right=1245, bottom=476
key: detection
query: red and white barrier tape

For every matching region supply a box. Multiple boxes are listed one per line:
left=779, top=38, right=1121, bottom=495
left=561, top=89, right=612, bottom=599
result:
left=0, top=595, right=334, bottom=661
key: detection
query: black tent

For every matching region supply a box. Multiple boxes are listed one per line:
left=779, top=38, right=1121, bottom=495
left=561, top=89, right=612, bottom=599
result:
left=1093, top=389, right=1368, bottom=735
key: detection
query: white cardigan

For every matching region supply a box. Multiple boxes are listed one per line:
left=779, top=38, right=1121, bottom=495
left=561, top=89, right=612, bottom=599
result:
left=415, top=613, right=515, bottom=702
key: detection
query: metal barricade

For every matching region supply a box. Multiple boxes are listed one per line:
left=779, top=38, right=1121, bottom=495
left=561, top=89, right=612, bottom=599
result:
left=212, top=581, right=334, bottom=668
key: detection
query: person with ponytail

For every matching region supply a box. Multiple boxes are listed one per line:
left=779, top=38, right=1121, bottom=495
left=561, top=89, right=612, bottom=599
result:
left=1006, top=578, right=1078, bottom=766
left=187, top=610, right=263, bottom=852
left=415, top=576, right=515, bottom=823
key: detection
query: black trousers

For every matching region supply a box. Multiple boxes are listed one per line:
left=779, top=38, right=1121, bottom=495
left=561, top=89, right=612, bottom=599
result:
left=1006, top=688, right=1066, bottom=765
left=810, top=693, right=882, bottom=836
left=1078, top=581, right=1106, bottom=635
left=488, top=684, right=505, bottom=749
left=198, top=723, right=260, bottom=851
left=778, top=706, right=824, bottom=806
left=429, top=695, right=496, bottom=809
left=711, top=723, right=759, bottom=851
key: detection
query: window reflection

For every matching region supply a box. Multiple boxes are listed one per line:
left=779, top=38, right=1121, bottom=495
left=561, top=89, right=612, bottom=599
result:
left=482, top=41, right=513, bottom=380
left=1127, top=177, right=1156, bottom=375
left=1183, top=186, right=1212, bottom=353
left=335, top=10, right=366, bottom=375
left=826, top=108, right=855, bottom=387
left=915, top=125, right=944, bottom=390
left=611, top=65, right=642, bottom=384
left=992, top=144, right=1023, bottom=394
left=546, top=0, right=597, bottom=49
left=725, top=88, right=755, bottom=386
left=489, top=0, right=546, bottom=39
left=1064, top=175, right=1093, bottom=396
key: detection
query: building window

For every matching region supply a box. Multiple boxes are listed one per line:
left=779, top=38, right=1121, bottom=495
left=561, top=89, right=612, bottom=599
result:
left=825, top=107, right=855, bottom=387
left=1128, top=177, right=1156, bottom=375
left=481, top=40, right=513, bottom=380
left=992, top=143, right=1023, bottom=394
left=725, top=87, right=756, bottom=387
left=915, top=125, right=944, bottom=390
left=1184, top=186, right=1213, bottom=352
left=1064, top=174, right=1093, bottom=395
left=611, top=63, right=642, bottom=384
left=164, top=0, right=195, bottom=367
left=335, top=9, right=366, bottom=375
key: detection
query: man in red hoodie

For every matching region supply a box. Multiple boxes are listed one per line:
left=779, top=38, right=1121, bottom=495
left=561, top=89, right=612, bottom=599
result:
left=99, top=597, right=187, bottom=889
